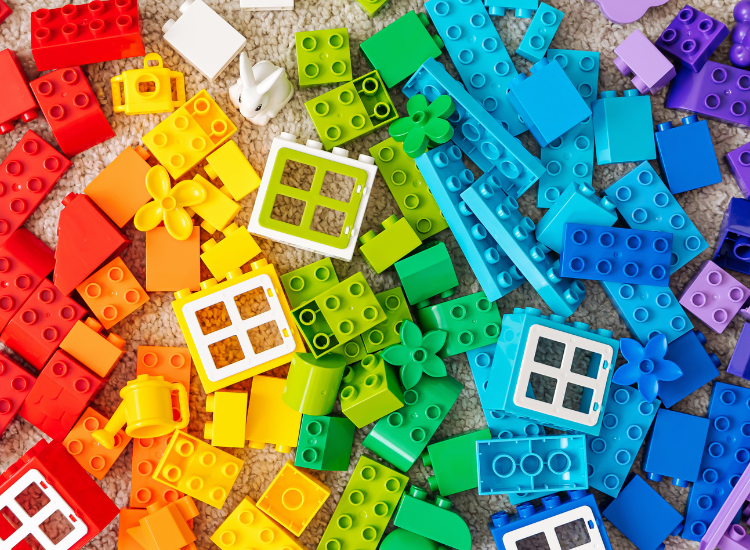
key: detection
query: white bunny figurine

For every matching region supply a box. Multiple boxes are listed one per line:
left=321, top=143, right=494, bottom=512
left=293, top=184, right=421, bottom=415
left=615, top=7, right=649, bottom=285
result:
left=229, top=52, right=294, bottom=126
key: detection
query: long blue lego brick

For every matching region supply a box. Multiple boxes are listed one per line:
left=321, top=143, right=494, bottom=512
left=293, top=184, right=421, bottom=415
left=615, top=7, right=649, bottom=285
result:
left=403, top=58, right=544, bottom=194
left=461, top=179, right=585, bottom=317
left=416, top=143, right=525, bottom=301
left=603, top=161, right=709, bottom=274
left=425, top=0, right=526, bottom=137
left=484, top=0, right=538, bottom=17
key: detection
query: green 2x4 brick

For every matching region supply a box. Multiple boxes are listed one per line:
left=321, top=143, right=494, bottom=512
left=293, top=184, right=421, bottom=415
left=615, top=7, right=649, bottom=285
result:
left=295, top=28, right=352, bottom=88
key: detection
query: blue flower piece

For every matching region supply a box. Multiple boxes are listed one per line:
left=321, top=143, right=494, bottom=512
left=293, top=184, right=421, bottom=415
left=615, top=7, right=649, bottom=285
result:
left=613, top=334, right=683, bottom=403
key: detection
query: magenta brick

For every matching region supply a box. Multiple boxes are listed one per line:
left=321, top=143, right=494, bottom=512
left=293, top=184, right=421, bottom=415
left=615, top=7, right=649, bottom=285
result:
left=679, top=260, right=750, bottom=334
left=655, top=5, right=728, bottom=73
left=614, top=29, right=676, bottom=94
left=726, top=142, right=750, bottom=199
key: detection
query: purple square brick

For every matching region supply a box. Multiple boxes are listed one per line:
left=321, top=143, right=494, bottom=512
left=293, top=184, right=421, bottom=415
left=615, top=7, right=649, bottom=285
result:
left=655, top=5, right=729, bottom=73
left=679, top=260, right=750, bottom=333
left=726, top=142, right=750, bottom=199
left=614, top=29, right=676, bottom=94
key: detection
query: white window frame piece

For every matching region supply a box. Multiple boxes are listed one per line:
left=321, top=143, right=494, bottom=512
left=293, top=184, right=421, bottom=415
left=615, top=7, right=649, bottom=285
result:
left=0, top=469, right=88, bottom=550
left=182, top=273, right=297, bottom=382
left=503, top=506, right=609, bottom=550
left=514, top=325, right=614, bottom=428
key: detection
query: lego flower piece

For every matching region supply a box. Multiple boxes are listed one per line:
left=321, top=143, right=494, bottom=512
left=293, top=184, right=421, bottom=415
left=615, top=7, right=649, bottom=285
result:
left=134, top=165, right=207, bottom=241
left=381, top=319, right=447, bottom=389
left=613, top=334, right=682, bottom=403
left=586, top=0, right=667, bottom=25
left=389, top=94, right=455, bottom=158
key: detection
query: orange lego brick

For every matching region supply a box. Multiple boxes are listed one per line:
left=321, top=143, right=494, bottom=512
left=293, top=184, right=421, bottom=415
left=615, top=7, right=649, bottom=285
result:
left=257, top=461, right=330, bottom=537
left=245, top=376, right=302, bottom=453
left=145, top=226, right=200, bottom=293
left=60, top=317, right=127, bottom=377
left=211, top=496, right=305, bottom=550
left=131, top=432, right=185, bottom=509
left=137, top=346, right=191, bottom=389
left=127, top=496, right=198, bottom=550
left=76, top=257, right=150, bottom=330
left=119, top=509, right=148, bottom=550
left=63, top=406, right=132, bottom=480
left=84, top=146, right=152, bottom=228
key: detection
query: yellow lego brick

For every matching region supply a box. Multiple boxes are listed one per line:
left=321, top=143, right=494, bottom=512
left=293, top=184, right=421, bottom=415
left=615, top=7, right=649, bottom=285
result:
left=112, top=53, right=186, bottom=115
left=204, top=390, right=248, bottom=448
left=189, top=174, right=241, bottom=234
left=246, top=376, right=302, bottom=453
left=257, top=461, right=330, bottom=537
left=205, top=141, right=260, bottom=201
left=211, top=496, right=305, bottom=550
left=143, top=89, right=237, bottom=179
left=200, top=223, right=261, bottom=281
left=63, top=407, right=132, bottom=480
left=153, top=430, right=242, bottom=508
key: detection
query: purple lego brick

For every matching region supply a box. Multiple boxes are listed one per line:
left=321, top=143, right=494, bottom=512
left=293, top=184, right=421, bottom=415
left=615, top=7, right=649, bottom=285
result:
left=655, top=5, right=729, bottom=73
left=679, top=260, right=750, bottom=334
left=666, top=61, right=750, bottom=127
left=731, top=0, right=750, bottom=68
left=717, top=525, right=750, bottom=550
left=728, top=322, right=750, bottom=381
left=586, top=0, right=668, bottom=25
left=726, top=142, right=750, bottom=199
left=714, top=198, right=750, bottom=275
left=614, top=29, right=676, bottom=94
left=699, top=462, right=750, bottom=550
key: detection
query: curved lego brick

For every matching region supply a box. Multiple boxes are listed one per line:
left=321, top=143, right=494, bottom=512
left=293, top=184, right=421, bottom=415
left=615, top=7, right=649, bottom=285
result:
left=587, top=0, right=668, bottom=25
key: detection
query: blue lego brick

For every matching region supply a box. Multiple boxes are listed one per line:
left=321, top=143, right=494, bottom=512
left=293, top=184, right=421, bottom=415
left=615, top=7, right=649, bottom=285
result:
left=507, top=58, right=591, bottom=147
left=403, top=58, right=545, bottom=188
left=655, top=116, right=721, bottom=195
left=560, top=223, right=673, bottom=286
left=483, top=409, right=545, bottom=439
left=467, top=344, right=495, bottom=408
left=603, top=475, right=684, bottom=550
left=682, top=382, right=750, bottom=541
left=490, top=491, right=613, bottom=550
left=484, top=0, right=538, bottom=17
left=592, top=89, right=656, bottom=165
left=516, top=3, right=564, bottom=63
left=714, top=198, right=750, bottom=275
left=604, top=161, right=709, bottom=274
left=426, top=0, right=526, bottom=137
left=415, top=143, right=525, bottom=302
left=461, top=180, right=586, bottom=317
left=476, top=434, right=587, bottom=495
left=586, top=384, right=659, bottom=498
left=642, top=408, right=710, bottom=487
left=547, top=50, right=600, bottom=111
left=658, top=330, right=720, bottom=408
left=535, top=181, right=617, bottom=254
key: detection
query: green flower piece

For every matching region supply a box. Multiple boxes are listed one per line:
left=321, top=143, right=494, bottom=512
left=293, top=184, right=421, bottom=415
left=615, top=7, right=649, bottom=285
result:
left=380, top=319, right=448, bottom=389
left=388, top=94, right=456, bottom=158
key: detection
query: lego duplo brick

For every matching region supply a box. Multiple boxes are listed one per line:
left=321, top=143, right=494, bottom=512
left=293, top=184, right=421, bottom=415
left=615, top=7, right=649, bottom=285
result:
left=283, top=352, right=346, bottom=416
left=604, top=161, right=708, bottom=273
left=394, top=240, right=458, bottom=307
left=484, top=409, right=545, bottom=441
left=318, top=455, right=408, bottom=550
left=679, top=260, right=749, bottom=334
left=200, top=223, right=262, bottom=281
left=426, top=0, right=526, bottom=137
left=111, top=52, right=186, bottom=116
left=363, top=375, right=463, bottom=472
left=354, top=0, right=388, bottom=16
left=586, top=384, right=659, bottom=497
left=592, top=89, right=656, bottom=164
left=0, top=0, right=9, bottom=23
left=656, top=5, right=728, bottom=72
left=392, top=486, right=471, bottom=550
left=0, top=352, right=34, bottom=437
left=727, top=142, right=750, bottom=199
left=655, top=116, right=721, bottom=194
left=699, top=470, right=750, bottom=550
left=0, top=49, right=39, bottom=135
left=461, top=179, right=586, bottom=317
left=189, top=174, right=241, bottom=234
left=126, top=495, right=198, bottom=550
left=466, top=343, right=499, bottom=409
left=118, top=509, right=148, bottom=550
left=146, top=225, right=200, bottom=292
left=62, top=406, right=131, bottom=480
left=729, top=323, right=750, bottom=380
left=416, top=142, right=526, bottom=302
left=714, top=197, right=750, bottom=274
left=211, top=496, right=305, bottom=550
left=614, top=29, right=676, bottom=94
left=205, top=390, right=248, bottom=448
left=358, top=215, right=421, bottom=274
left=362, top=287, right=412, bottom=354
left=205, top=140, right=261, bottom=201
left=295, top=28, right=352, bottom=88
left=60, top=317, right=126, bottom=378
left=423, top=427, right=491, bottom=496
left=281, top=257, right=339, bottom=310
left=659, top=329, right=719, bottom=407
left=245, top=375, right=302, bottom=452
left=295, top=415, right=355, bottom=471
left=484, top=0, right=538, bottom=16
left=340, top=354, right=405, bottom=428
left=130, top=431, right=185, bottom=509
left=516, top=3, right=564, bottom=62
left=137, top=345, right=192, bottom=416
left=29, top=0, right=144, bottom=71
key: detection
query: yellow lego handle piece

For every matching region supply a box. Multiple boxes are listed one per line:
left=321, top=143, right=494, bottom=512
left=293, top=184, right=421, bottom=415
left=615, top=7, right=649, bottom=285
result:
left=143, top=52, right=164, bottom=69
left=111, top=73, right=125, bottom=113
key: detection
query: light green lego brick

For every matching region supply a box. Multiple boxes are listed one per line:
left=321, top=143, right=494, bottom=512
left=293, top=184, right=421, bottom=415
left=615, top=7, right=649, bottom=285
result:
left=394, top=241, right=458, bottom=308
left=281, top=258, right=339, bottom=310
left=422, top=427, right=491, bottom=496
left=332, top=335, right=369, bottom=365
left=354, top=0, right=389, bottom=16
left=362, top=286, right=412, bottom=354
left=340, top=354, right=404, bottom=428
left=295, top=415, right=355, bottom=471
left=359, top=215, right=421, bottom=274
left=295, top=28, right=352, bottom=88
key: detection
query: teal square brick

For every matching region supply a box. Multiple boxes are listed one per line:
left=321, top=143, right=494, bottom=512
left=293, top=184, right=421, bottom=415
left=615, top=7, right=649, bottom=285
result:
left=593, top=89, right=656, bottom=164
left=295, top=28, right=352, bottom=88
left=295, top=415, right=355, bottom=471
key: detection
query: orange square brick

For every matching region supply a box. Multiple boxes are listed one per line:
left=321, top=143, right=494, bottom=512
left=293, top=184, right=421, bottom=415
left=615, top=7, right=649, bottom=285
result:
left=146, top=227, right=200, bottom=293
left=76, top=257, right=150, bottom=330
left=131, top=431, right=184, bottom=509
left=118, top=509, right=148, bottom=550
left=85, top=146, right=152, bottom=228
left=60, top=317, right=126, bottom=377
left=63, top=406, right=132, bottom=480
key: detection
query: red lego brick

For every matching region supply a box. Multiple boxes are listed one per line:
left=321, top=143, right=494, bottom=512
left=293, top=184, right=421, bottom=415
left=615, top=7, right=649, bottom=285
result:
left=0, top=439, right=119, bottom=550
left=0, top=49, right=38, bottom=135
left=53, top=193, right=131, bottom=296
left=0, top=1, right=11, bottom=25
left=18, top=349, right=104, bottom=440
left=0, top=352, right=35, bottom=438
left=29, top=66, right=115, bottom=157
left=1, top=278, right=87, bottom=369
left=0, top=130, right=71, bottom=248
left=30, top=0, right=144, bottom=71
left=0, top=228, right=55, bottom=334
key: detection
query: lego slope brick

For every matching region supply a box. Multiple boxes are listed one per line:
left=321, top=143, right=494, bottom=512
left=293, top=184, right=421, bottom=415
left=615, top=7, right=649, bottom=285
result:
left=727, top=142, right=750, bottom=199
left=0, top=49, right=39, bottom=135
left=592, top=90, right=655, bottom=165
left=714, top=197, right=750, bottom=275
left=655, top=116, right=721, bottom=194
left=392, top=486, right=471, bottom=550
left=659, top=330, right=720, bottom=407
left=679, top=260, right=749, bottom=334
left=614, top=29, right=676, bottom=94
left=0, top=130, right=71, bottom=248
left=29, top=67, right=115, bottom=157
left=655, top=6, right=728, bottom=72
left=0, top=352, right=34, bottom=437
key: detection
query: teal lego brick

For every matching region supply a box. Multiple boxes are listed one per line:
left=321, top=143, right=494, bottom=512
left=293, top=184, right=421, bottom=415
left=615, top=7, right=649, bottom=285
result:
left=295, top=415, right=355, bottom=471
left=517, top=3, right=564, bottom=63
left=295, top=28, right=352, bottom=88
left=484, top=0, right=538, bottom=17
left=593, top=89, right=656, bottom=164
left=362, top=287, right=413, bottom=354
left=394, top=241, right=458, bottom=308
left=422, top=427, right=491, bottom=496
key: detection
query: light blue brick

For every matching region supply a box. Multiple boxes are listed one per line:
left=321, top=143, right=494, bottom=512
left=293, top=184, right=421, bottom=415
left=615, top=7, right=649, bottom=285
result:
left=517, top=3, right=564, bottom=63
left=593, top=89, right=655, bottom=164
left=467, top=344, right=496, bottom=408
left=484, top=0, right=538, bottom=17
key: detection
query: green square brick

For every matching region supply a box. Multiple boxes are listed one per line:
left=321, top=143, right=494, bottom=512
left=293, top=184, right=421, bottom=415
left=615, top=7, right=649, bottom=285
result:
left=295, top=28, right=352, bottom=88
left=295, top=415, right=355, bottom=471
left=281, top=257, right=339, bottom=309
left=423, top=428, right=491, bottom=496
left=394, top=241, right=458, bottom=308
left=340, top=354, right=404, bottom=428
left=362, top=286, right=412, bottom=354
left=354, top=0, right=389, bottom=16
left=359, top=215, right=421, bottom=274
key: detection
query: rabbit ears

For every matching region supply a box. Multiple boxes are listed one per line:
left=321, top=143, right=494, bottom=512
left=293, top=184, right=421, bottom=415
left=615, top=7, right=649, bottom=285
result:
left=239, top=52, right=284, bottom=96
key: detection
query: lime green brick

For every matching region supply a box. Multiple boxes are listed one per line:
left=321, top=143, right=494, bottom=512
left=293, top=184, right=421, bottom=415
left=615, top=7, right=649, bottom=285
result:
left=362, top=287, right=412, bottom=354
left=333, top=335, right=369, bottom=365
left=295, top=415, right=355, bottom=471
left=354, top=0, right=389, bottom=17
left=359, top=215, right=421, bottom=274
left=394, top=241, right=458, bottom=308
left=295, top=28, right=352, bottom=88
left=422, top=428, right=491, bottom=496
left=340, top=354, right=404, bottom=428
left=281, top=258, right=339, bottom=310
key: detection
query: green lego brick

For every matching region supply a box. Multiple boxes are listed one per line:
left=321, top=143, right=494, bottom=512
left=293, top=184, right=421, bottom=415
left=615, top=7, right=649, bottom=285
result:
left=369, top=138, right=448, bottom=241
left=381, top=529, right=442, bottom=550
left=363, top=375, right=463, bottom=471
left=359, top=215, right=421, bottom=273
left=305, top=71, right=397, bottom=150
left=359, top=11, right=444, bottom=88
left=295, top=28, right=352, bottom=88
left=281, top=258, right=339, bottom=310
left=354, top=0, right=389, bottom=17
left=317, top=455, right=409, bottom=550
left=282, top=352, right=346, bottom=415
left=394, top=241, right=458, bottom=308
left=422, top=427, right=491, bottom=496
left=393, top=486, right=471, bottom=550
left=362, top=287, right=413, bottom=354
left=332, top=335, right=369, bottom=365
left=295, top=415, right=355, bottom=471
left=292, top=273, right=387, bottom=358
left=340, top=354, right=404, bottom=428
left=415, top=291, right=501, bottom=357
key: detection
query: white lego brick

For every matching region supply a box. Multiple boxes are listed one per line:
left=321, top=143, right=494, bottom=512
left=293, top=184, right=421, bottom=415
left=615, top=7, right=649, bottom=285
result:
left=247, top=132, right=377, bottom=261
left=503, top=506, right=608, bottom=550
left=162, top=0, right=246, bottom=82
left=240, top=0, right=293, bottom=10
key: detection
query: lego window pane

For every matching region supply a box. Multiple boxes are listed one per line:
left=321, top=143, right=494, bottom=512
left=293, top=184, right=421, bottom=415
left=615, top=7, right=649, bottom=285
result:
left=320, top=171, right=357, bottom=203
left=234, top=287, right=271, bottom=320
left=14, top=483, right=50, bottom=518
left=271, top=195, right=306, bottom=227
left=209, top=335, right=246, bottom=369
left=529, top=372, right=557, bottom=404
left=311, top=205, right=345, bottom=237
left=247, top=320, right=284, bottom=354
left=281, top=160, right=315, bottom=192
left=196, top=302, right=232, bottom=335
left=517, top=532, right=552, bottom=550
left=571, top=348, right=603, bottom=378
left=555, top=518, right=592, bottom=550
left=38, top=510, right=74, bottom=545
left=563, top=383, right=591, bottom=414
left=534, top=337, right=565, bottom=369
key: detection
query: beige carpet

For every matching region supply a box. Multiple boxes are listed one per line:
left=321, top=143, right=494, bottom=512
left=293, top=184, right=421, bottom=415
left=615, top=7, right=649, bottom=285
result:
left=0, top=0, right=748, bottom=548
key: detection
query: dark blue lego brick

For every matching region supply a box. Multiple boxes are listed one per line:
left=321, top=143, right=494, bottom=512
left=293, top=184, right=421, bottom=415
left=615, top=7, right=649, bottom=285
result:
left=658, top=330, right=720, bottom=408
left=655, top=116, right=721, bottom=194
left=714, top=197, right=750, bottom=275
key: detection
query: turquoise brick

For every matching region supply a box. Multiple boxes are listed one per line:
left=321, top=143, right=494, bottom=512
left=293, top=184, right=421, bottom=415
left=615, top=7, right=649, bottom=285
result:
left=484, top=0, right=538, bottom=17
left=593, top=89, right=656, bottom=164
left=517, top=3, right=564, bottom=63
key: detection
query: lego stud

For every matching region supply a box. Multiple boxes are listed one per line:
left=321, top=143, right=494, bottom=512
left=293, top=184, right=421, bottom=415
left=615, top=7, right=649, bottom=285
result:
left=343, top=341, right=361, bottom=359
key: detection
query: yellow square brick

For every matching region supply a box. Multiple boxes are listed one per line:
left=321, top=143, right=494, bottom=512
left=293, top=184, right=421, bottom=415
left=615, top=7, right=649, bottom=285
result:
left=245, top=376, right=302, bottom=453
